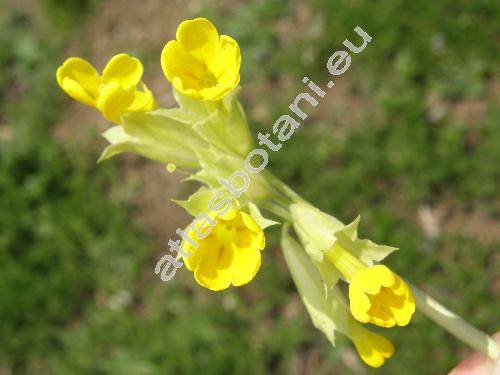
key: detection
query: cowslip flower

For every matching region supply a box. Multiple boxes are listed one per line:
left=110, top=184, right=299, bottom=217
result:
left=161, top=17, right=241, bottom=101
left=56, top=53, right=155, bottom=123
left=325, top=243, right=415, bottom=328
left=291, top=203, right=415, bottom=328
left=182, top=208, right=265, bottom=291
left=281, top=226, right=395, bottom=367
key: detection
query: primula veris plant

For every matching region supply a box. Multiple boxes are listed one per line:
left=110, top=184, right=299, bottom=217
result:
left=57, top=17, right=500, bottom=368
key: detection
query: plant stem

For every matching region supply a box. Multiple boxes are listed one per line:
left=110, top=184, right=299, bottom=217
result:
left=410, top=285, right=500, bottom=361
left=263, top=170, right=307, bottom=205
left=261, top=199, right=293, bottom=222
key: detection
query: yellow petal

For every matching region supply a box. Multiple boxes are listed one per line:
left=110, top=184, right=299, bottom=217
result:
left=96, top=82, right=136, bottom=124
left=387, top=277, right=416, bottom=326
left=349, top=286, right=371, bottom=323
left=128, top=87, right=155, bottom=112
left=350, top=323, right=395, bottom=368
left=101, top=53, right=143, bottom=87
left=193, top=243, right=232, bottom=291
left=198, top=84, right=235, bottom=101
left=176, top=17, right=219, bottom=61
left=59, top=78, right=97, bottom=107
left=234, top=230, right=253, bottom=248
left=56, top=57, right=100, bottom=106
left=171, top=77, right=203, bottom=99
left=212, top=35, right=241, bottom=86
left=218, top=208, right=238, bottom=221
left=249, top=230, right=266, bottom=251
left=161, top=40, right=206, bottom=84
left=354, top=265, right=395, bottom=294
left=240, top=212, right=260, bottom=233
left=230, top=243, right=261, bottom=286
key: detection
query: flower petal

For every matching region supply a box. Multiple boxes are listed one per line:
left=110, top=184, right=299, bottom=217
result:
left=96, top=82, right=136, bottom=123
left=212, top=35, right=241, bottom=86
left=176, top=18, right=219, bottom=61
left=161, top=40, right=206, bottom=88
left=101, top=53, right=143, bottom=87
left=56, top=57, right=100, bottom=106
left=356, top=265, right=395, bottom=294
left=349, top=286, right=371, bottom=323
left=193, top=243, right=232, bottom=291
left=128, top=86, right=155, bottom=112
left=240, top=212, right=260, bottom=233
left=230, top=243, right=261, bottom=286
left=349, top=323, right=395, bottom=368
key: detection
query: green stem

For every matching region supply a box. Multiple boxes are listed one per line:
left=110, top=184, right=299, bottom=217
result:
left=263, top=170, right=307, bottom=204
left=261, top=199, right=293, bottom=222
left=410, top=285, right=500, bottom=361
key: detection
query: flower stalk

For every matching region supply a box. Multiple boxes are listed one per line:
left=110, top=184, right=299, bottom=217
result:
left=410, top=285, right=500, bottom=361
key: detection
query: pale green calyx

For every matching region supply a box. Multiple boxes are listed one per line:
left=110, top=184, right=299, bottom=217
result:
left=281, top=225, right=349, bottom=345
left=174, top=88, right=254, bottom=159
left=291, top=203, right=397, bottom=265
left=99, top=109, right=208, bottom=167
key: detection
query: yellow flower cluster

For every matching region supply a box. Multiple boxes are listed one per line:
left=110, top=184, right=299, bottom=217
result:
left=56, top=17, right=423, bottom=369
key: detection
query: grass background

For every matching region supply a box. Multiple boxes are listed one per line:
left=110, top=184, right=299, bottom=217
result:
left=0, top=0, right=498, bottom=374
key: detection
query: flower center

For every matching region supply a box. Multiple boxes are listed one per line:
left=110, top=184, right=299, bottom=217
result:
left=214, top=220, right=237, bottom=244
left=366, top=287, right=405, bottom=324
left=199, top=71, right=218, bottom=88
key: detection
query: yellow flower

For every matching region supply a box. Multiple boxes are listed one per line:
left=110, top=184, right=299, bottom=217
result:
left=326, top=246, right=415, bottom=328
left=348, top=265, right=415, bottom=327
left=348, top=319, right=395, bottom=367
left=183, top=209, right=265, bottom=291
left=56, top=53, right=155, bottom=123
left=281, top=226, right=395, bottom=368
left=161, top=18, right=241, bottom=101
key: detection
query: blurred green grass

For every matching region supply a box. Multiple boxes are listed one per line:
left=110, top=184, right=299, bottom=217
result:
left=0, top=0, right=499, bottom=374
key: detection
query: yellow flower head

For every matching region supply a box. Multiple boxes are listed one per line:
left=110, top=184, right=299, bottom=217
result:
left=161, top=18, right=241, bottom=101
left=56, top=53, right=155, bottom=123
left=183, top=209, right=265, bottom=291
left=349, top=265, right=415, bottom=328
left=348, top=320, right=395, bottom=368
